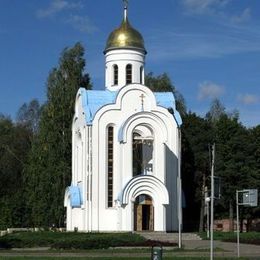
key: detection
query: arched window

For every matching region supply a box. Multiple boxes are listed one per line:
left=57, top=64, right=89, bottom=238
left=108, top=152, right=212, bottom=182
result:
left=126, top=64, right=132, bottom=84
left=107, top=126, right=114, bottom=207
left=132, top=129, right=153, bottom=176
left=113, top=65, right=118, bottom=85
left=133, top=133, right=142, bottom=176
left=140, top=66, right=143, bottom=84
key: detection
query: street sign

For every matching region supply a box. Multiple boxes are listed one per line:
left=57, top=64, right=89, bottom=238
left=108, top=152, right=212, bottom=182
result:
left=238, top=189, right=258, bottom=207
left=214, top=177, right=221, bottom=199
left=236, top=189, right=258, bottom=258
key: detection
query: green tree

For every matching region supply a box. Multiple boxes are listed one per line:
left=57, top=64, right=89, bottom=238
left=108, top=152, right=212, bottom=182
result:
left=0, top=115, right=31, bottom=229
left=16, top=99, right=41, bottom=135
left=206, top=98, right=226, bottom=123
left=244, top=125, right=260, bottom=229
left=25, top=43, right=92, bottom=227
left=181, top=112, right=213, bottom=231
left=145, top=72, right=187, bottom=116
left=213, top=114, right=251, bottom=230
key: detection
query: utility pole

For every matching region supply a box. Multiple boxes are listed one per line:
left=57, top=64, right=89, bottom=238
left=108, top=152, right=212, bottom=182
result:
left=178, top=128, right=182, bottom=248
left=236, top=191, right=240, bottom=258
left=210, top=143, right=215, bottom=260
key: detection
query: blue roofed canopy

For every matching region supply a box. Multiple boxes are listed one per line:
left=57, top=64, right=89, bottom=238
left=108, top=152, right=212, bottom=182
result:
left=77, top=87, right=182, bottom=126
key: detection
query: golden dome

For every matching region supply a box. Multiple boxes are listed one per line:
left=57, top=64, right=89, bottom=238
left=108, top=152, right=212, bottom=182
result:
left=104, top=16, right=146, bottom=54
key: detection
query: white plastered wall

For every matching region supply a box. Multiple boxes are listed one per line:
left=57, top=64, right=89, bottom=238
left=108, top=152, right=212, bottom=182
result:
left=65, top=92, right=91, bottom=231
left=90, top=84, right=179, bottom=231
left=105, top=49, right=146, bottom=91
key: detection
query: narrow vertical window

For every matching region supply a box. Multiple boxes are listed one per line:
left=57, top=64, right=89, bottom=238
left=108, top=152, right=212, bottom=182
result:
left=126, top=64, right=132, bottom=84
left=140, top=66, right=143, bottom=84
left=133, top=133, right=142, bottom=176
left=133, top=131, right=154, bottom=176
left=107, top=126, right=114, bottom=207
left=113, top=65, right=118, bottom=85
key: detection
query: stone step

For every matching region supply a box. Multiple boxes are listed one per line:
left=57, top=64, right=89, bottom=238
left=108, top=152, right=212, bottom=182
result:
left=135, top=232, right=202, bottom=242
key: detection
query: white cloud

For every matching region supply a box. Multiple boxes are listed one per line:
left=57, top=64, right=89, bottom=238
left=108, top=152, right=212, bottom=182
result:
left=65, top=15, right=98, bottom=33
left=231, top=8, right=251, bottom=24
left=197, top=81, right=225, bottom=100
left=36, top=0, right=82, bottom=18
left=36, top=0, right=97, bottom=34
left=181, top=0, right=230, bottom=15
left=181, top=0, right=251, bottom=26
left=237, top=94, right=259, bottom=105
left=148, top=31, right=260, bottom=62
left=147, top=15, right=260, bottom=61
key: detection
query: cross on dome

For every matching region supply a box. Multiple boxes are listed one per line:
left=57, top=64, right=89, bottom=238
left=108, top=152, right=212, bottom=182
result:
left=123, top=0, right=128, bottom=9
left=123, top=0, right=129, bottom=20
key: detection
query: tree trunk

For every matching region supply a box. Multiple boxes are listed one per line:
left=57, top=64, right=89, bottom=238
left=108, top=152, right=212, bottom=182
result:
left=229, top=200, right=234, bottom=232
left=199, top=175, right=206, bottom=232
left=240, top=207, right=244, bottom=233
left=246, top=218, right=252, bottom=232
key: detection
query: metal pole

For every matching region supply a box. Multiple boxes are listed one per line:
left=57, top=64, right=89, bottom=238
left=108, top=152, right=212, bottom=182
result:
left=205, top=187, right=210, bottom=239
left=178, top=128, right=182, bottom=248
left=207, top=200, right=210, bottom=239
left=236, top=191, right=240, bottom=258
left=210, top=143, right=215, bottom=260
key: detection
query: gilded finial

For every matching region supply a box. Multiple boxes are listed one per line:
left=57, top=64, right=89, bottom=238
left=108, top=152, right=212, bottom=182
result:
left=123, top=0, right=128, bottom=20
left=104, top=0, right=146, bottom=54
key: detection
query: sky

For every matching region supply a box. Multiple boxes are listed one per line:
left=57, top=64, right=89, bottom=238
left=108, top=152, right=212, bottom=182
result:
left=0, top=0, right=259, bottom=127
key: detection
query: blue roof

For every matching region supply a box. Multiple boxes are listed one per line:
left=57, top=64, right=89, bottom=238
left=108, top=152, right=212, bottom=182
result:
left=67, top=186, right=82, bottom=208
left=154, top=92, right=182, bottom=126
left=80, top=89, right=117, bottom=124
left=79, top=88, right=182, bottom=126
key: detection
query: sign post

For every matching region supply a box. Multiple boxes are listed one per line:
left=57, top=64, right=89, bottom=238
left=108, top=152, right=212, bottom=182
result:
left=236, top=191, right=240, bottom=258
left=236, top=189, right=258, bottom=258
left=210, top=144, right=215, bottom=260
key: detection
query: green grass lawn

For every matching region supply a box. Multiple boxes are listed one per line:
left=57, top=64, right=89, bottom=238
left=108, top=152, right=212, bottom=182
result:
left=0, top=230, right=259, bottom=259
left=0, top=257, right=250, bottom=260
left=199, top=231, right=260, bottom=245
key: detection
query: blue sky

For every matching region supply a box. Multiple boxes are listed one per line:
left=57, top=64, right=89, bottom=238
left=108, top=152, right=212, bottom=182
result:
left=0, top=0, right=259, bottom=127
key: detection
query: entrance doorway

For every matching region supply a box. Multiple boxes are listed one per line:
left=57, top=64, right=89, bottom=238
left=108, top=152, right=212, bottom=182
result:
left=134, top=195, right=154, bottom=231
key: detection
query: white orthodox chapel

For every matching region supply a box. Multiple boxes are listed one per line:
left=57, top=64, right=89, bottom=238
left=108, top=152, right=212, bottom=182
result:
left=64, top=2, right=182, bottom=232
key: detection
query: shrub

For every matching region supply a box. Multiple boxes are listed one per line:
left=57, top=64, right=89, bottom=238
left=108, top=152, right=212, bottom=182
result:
left=0, top=231, right=176, bottom=250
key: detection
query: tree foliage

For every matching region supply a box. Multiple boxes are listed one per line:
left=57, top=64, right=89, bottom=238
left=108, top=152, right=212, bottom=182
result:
left=16, top=99, right=41, bottom=135
left=181, top=112, right=213, bottom=231
left=24, top=43, right=92, bottom=227
left=0, top=115, right=32, bottom=229
left=181, top=102, right=260, bottom=231
left=213, top=115, right=260, bottom=227
left=145, top=72, right=187, bottom=116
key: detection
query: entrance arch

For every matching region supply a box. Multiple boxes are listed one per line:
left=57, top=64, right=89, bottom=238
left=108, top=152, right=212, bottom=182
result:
left=134, top=194, right=154, bottom=231
left=120, top=175, right=169, bottom=231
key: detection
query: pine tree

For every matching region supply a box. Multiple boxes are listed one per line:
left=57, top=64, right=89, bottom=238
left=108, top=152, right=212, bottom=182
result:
left=25, top=43, right=91, bottom=227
